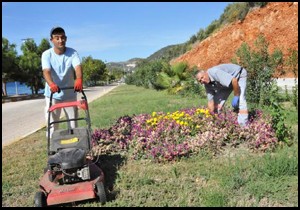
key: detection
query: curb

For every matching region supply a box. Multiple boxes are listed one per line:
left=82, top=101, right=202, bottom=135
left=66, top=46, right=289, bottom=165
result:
left=2, top=94, right=44, bottom=104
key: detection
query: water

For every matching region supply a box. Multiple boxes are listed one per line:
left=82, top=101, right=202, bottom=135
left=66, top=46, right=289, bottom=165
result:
left=4, top=82, right=44, bottom=96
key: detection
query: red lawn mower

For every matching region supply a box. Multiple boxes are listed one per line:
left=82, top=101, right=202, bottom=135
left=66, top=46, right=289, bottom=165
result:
left=34, top=87, right=106, bottom=207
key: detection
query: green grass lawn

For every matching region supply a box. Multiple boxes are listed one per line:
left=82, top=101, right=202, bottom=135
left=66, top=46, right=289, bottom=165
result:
left=2, top=84, right=298, bottom=207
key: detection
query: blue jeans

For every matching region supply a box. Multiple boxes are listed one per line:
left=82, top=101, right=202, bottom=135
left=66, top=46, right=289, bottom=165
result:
left=214, top=68, right=248, bottom=126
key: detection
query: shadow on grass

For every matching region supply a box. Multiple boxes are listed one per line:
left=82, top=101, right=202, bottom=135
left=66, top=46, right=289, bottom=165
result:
left=96, top=154, right=126, bottom=202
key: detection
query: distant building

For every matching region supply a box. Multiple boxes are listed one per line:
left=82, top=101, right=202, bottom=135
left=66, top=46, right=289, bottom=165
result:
left=126, top=63, right=136, bottom=68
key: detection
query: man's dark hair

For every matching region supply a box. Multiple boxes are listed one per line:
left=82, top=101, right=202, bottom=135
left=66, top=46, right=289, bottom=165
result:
left=50, top=27, right=65, bottom=37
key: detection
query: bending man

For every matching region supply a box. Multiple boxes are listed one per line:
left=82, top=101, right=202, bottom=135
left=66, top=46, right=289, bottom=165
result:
left=196, top=63, right=248, bottom=126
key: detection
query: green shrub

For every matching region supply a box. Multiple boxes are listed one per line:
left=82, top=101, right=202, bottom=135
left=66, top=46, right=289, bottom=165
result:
left=232, top=34, right=284, bottom=108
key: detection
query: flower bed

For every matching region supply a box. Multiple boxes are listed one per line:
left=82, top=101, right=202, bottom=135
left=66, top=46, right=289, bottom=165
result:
left=91, top=107, right=278, bottom=162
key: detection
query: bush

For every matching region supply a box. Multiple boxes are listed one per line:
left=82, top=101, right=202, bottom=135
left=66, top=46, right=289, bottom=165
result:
left=232, top=34, right=284, bottom=108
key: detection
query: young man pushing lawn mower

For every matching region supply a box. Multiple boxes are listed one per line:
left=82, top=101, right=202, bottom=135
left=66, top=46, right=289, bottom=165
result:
left=34, top=26, right=106, bottom=207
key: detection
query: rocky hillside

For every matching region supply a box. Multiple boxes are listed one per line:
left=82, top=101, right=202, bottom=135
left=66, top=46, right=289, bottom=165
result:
left=171, top=2, right=298, bottom=77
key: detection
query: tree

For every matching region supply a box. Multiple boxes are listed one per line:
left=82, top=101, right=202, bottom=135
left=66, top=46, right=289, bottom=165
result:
left=38, top=38, right=52, bottom=55
left=82, top=56, right=107, bottom=86
left=109, top=67, right=124, bottom=81
left=285, top=49, right=298, bottom=109
left=196, top=28, right=207, bottom=42
left=18, top=38, right=50, bottom=94
left=2, top=37, right=19, bottom=96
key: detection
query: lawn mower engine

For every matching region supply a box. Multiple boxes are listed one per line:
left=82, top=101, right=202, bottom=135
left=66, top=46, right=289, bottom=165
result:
left=47, top=148, right=90, bottom=184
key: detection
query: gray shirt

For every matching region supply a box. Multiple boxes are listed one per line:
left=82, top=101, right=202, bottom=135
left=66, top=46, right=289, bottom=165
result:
left=205, top=63, right=243, bottom=100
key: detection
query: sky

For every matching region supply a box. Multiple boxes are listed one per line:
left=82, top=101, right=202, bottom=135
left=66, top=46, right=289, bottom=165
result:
left=2, top=2, right=231, bottom=63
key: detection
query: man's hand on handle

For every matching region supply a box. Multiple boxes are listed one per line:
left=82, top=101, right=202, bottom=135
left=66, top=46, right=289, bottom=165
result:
left=74, top=78, right=83, bottom=92
left=49, top=83, right=61, bottom=93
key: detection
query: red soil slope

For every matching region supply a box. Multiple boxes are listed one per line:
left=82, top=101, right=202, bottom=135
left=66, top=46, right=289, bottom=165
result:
left=171, top=2, right=298, bottom=77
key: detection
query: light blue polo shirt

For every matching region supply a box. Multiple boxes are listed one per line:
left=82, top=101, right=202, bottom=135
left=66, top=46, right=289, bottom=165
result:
left=42, top=47, right=81, bottom=100
left=205, top=63, right=243, bottom=101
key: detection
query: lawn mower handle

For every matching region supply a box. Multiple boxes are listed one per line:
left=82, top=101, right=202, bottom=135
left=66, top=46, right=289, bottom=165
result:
left=47, top=86, right=91, bottom=155
left=49, top=86, right=87, bottom=108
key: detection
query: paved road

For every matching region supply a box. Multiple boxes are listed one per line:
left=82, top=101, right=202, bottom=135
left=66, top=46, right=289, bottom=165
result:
left=2, top=85, right=118, bottom=148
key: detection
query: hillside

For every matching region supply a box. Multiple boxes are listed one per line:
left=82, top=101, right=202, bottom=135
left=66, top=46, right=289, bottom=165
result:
left=171, top=2, right=298, bottom=78
left=147, top=44, right=178, bottom=60
left=106, top=58, right=142, bottom=73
